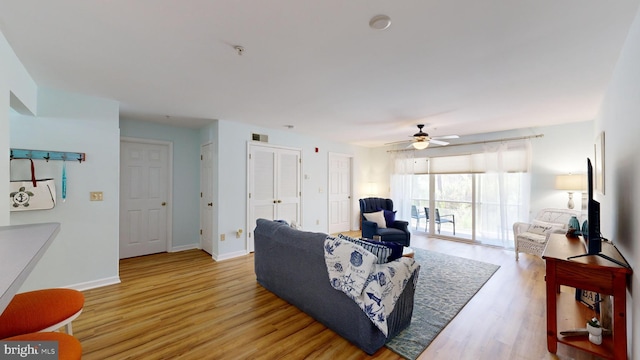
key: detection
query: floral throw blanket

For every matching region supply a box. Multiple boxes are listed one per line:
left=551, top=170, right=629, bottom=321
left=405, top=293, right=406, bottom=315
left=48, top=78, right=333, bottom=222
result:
left=324, top=237, right=420, bottom=336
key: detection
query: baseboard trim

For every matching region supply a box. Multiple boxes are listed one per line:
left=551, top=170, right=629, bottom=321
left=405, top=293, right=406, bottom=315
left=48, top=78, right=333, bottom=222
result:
left=67, top=276, right=121, bottom=291
left=171, top=243, right=200, bottom=252
left=213, top=250, right=248, bottom=261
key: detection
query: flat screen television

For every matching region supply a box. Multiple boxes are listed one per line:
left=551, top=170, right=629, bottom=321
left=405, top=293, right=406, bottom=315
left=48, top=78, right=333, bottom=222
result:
left=586, top=158, right=601, bottom=254
left=568, top=158, right=626, bottom=267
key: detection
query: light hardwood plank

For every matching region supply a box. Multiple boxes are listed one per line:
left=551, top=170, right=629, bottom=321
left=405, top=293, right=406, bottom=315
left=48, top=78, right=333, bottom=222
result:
left=72, top=233, right=604, bottom=359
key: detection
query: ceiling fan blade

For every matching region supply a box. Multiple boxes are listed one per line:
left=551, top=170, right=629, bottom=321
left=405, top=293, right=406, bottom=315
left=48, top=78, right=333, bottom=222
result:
left=432, top=135, right=459, bottom=140
left=384, top=139, right=413, bottom=146
left=429, top=139, right=450, bottom=146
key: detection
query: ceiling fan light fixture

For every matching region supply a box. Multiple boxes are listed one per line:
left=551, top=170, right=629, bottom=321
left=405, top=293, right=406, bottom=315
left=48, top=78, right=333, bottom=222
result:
left=412, top=141, right=429, bottom=150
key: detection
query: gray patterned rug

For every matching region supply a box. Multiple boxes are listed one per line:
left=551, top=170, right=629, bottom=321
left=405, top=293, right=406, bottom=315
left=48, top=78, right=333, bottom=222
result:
left=385, top=248, right=500, bottom=359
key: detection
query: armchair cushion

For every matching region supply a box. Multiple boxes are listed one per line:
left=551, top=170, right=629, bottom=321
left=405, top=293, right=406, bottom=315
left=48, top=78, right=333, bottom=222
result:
left=364, top=211, right=387, bottom=229
left=527, top=224, right=555, bottom=235
left=383, top=210, right=396, bottom=227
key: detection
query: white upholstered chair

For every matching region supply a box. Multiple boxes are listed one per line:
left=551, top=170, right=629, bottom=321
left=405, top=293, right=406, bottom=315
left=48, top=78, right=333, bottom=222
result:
left=513, top=208, right=581, bottom=260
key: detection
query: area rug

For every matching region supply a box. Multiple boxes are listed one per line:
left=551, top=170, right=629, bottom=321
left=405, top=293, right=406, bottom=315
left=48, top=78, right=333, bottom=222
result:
left=385, top=248, right=500, bottom=360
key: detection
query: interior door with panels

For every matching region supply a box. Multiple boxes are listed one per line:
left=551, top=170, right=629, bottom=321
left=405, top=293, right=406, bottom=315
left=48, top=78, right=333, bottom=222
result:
left=120, top=138, right=171, bottom=259
left=248, top=143, right=301, bottom=252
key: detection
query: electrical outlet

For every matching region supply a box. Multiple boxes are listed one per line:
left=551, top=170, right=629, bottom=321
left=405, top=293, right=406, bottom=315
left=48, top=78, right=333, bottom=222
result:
left=90, top=191, right=103, bottom=201
left=220, top=234, right=225, bottom=241
left=316, top=219, right=320, bottom=225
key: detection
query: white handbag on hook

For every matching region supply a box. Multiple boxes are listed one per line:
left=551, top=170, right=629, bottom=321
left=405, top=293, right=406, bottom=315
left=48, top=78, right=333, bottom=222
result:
left=9, top=159, right=57, bottom=211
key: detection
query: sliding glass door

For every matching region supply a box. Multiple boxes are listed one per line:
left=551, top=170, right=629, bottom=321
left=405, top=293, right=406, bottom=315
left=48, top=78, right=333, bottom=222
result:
left=433, top=174, right=472, bottom=240
left=393, top=139, right=531, bottom=249
left=409, top=172, right=528, bottom=248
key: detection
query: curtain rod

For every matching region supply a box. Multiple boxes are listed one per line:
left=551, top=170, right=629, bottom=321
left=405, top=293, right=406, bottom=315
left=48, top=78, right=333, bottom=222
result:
left=386, top=134, right=544, bottom=153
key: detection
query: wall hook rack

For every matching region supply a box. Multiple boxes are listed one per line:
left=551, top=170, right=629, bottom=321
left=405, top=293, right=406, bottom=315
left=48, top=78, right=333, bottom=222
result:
left=10, top=148, right=86, bottom=163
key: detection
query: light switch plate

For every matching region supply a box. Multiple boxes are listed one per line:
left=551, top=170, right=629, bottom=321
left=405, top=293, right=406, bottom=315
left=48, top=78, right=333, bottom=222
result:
left=90, top=191, right=103, bottom=201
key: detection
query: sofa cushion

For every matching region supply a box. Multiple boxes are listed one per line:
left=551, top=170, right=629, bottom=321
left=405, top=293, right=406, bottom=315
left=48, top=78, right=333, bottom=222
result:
left=336, top=234, right=403, bottom=264
left=518, top=231, right=547, bottom=244
left=364, top=210, right=386, bottom=228
left=533, top=219, right=566, bottom=230
left=527, top=224, right=553, bottom=235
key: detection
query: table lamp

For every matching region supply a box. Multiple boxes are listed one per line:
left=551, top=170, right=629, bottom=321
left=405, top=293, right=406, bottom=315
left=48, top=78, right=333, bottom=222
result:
left=555, top=174, right=587, bottom=209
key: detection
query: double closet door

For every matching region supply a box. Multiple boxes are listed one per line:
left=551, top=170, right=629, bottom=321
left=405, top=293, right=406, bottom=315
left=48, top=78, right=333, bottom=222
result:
left=247, top=144, right=301, bottom=252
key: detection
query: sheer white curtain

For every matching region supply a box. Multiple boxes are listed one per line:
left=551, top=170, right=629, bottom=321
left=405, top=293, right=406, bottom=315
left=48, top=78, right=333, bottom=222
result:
left=388, top=150, right=421, bottom=222
left=476, top=140, right=531, bottom=248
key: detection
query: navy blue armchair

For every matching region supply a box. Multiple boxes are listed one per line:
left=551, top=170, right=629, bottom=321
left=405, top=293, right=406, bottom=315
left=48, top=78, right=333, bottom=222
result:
left=359, top=197, right=411, bottom=246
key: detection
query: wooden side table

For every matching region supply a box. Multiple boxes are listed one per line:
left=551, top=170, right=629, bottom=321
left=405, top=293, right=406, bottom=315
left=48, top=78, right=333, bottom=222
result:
left=542, top=233, right=632, bottom=360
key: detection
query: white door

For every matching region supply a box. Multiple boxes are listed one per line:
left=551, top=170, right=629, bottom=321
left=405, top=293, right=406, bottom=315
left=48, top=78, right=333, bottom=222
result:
left=248, top=144, right=301, bottom=252
left=120, top=139, right=171, bottom=259
left=275, top=148, right=301, bottom=225
left=200, top=143, right=214, bottom=255
left=328, top=153, right=352, bottom=233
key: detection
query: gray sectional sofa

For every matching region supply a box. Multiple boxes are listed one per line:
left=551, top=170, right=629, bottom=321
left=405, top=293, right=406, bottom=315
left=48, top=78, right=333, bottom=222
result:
left=253, top=218, right=418, bottom=354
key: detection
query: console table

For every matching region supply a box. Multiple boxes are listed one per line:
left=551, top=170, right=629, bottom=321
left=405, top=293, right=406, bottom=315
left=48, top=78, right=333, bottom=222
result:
left=543, top=233, right=632, bottom=360
left=0, top=223, right=61, bottom=314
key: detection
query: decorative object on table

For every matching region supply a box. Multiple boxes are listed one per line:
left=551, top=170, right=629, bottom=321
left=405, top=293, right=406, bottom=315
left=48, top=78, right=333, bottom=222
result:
left=586, top=317, right=602, bottom=345
left=575, top=288, right=600, bottom=312
left=566, top=215, right=581, bottom=237
left=581, top=220, right=589, bottom=239
left=555, top=174, right=587, bottom=209
left=9, top=159, right=56, bottom=211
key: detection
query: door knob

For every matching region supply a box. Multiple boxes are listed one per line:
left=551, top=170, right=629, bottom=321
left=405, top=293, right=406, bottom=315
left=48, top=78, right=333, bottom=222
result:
left=162, top=202, right=167, bottom=206
left=207, top=203, right=213, bottom=207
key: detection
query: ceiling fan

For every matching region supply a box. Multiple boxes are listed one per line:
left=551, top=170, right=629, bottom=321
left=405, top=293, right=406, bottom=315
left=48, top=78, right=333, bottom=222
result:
left=387, top=124, right=459, bottom=149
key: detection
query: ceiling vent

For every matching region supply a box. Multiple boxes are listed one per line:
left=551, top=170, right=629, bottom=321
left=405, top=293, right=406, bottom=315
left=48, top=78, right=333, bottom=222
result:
left=252, top=133, right=268, bottom=142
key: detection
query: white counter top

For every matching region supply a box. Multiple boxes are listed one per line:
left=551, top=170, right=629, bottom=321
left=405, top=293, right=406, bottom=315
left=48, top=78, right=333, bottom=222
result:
left=0, top=222, right=61, bottom=314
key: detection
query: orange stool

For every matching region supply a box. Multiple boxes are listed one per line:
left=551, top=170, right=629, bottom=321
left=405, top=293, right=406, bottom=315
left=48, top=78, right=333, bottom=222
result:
left=0, top=289, right=84, bottom=339
left=3, top=332, right=82, bottom=360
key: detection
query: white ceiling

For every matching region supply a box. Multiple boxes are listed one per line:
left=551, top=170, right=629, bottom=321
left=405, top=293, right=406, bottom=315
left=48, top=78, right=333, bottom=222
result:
left=1, top=1, right=638, bottom=147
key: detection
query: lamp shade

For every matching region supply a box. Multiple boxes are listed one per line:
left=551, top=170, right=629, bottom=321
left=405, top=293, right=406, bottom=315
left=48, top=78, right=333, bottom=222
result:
left=555, top=174, right=586, bottom=191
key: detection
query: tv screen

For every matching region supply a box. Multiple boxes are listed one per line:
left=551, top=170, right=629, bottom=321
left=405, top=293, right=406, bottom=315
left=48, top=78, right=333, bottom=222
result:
left=586, top=158, right=601, bottom=254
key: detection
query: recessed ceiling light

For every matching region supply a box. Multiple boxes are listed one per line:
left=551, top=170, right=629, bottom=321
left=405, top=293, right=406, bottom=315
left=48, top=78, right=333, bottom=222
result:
left=369, top=15, right=391, bottom=30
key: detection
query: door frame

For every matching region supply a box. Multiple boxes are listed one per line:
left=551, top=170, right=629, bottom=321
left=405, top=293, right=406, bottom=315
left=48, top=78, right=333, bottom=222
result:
left=199, top=142, right=214, bottom=255
left=120, top=137, right=174, bottom=254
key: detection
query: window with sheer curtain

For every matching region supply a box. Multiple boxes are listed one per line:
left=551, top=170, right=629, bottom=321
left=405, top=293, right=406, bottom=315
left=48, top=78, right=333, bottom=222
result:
left=390, top=140, right=531, bottom=248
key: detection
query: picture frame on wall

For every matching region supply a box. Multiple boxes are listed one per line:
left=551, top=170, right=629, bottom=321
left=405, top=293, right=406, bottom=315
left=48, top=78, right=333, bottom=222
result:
left=594, top=132, right=605, bottom=195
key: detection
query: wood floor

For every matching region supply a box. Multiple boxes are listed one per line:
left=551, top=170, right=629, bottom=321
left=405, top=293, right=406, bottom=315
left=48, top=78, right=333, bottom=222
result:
left=72, top=233, right=605, bottom=360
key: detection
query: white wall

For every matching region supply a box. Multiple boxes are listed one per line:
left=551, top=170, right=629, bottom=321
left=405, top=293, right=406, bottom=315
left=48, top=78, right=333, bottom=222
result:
left=528, top=122, right=594, bottom=217
left=202, top=120, right=371, bottom=259
left=119, top=119, right=201, bottom=250
left=0, top=30, right=38, bottom=226
left=10, top=87, right=120, bottom=291
left=595, top=5, right=640, bottom=357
